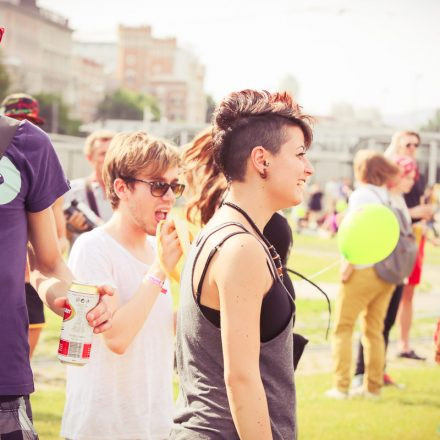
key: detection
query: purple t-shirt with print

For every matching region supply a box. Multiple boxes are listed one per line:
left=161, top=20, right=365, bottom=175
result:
left=0, top=120, right=69, bottom=396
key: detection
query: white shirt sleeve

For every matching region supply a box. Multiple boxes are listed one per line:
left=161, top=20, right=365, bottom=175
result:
left=68, top=231, right=116, bottom=288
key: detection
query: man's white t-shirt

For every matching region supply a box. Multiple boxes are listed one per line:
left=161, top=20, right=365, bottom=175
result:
left=61, top=228, right=174, bottom=440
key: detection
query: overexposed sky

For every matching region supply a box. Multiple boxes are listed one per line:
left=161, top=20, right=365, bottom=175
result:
left=39, top=0, right=440, bottom=116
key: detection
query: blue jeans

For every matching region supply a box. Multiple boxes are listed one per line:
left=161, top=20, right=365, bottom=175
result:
left=0, top=396, right=38, bottom=439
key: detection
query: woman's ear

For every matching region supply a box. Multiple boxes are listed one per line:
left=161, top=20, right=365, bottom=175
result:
left=250, top=146, right=269, bottom=176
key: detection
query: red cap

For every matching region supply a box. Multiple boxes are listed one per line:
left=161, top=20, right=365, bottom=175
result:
left=0, top=93, right=45, bottom=125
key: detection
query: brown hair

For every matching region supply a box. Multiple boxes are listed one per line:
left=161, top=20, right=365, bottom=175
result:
left=103, top=131, right=180, bottom=209
left=84, top=130, right=115, bottom=156
left=212, top=89, right=313, bottom=181
left=354, top=150, right=400, bottom=186
left=182, top=127, right=227, bottom=226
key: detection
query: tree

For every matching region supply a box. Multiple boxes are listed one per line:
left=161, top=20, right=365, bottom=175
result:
left=422, top=109, right=440, bottom=132
left=0, top=55, right=10, bottom=102
left=34, top=93, right=81, bottom=136
left=96, top=89, right=160, bottom=121
left=205, top=94, right=216, bottom=123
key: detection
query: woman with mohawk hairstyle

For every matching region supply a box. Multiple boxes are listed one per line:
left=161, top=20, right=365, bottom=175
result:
left=171, top=90, right=314, bottom=440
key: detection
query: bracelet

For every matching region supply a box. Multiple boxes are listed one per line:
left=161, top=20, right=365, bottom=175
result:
left=144, top=274, right=167, bottom=294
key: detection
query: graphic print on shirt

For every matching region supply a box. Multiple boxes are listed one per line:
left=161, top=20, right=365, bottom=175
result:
left=0, top=156, right=21, bottom=204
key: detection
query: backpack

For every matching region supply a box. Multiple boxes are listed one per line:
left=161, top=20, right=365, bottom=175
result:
left=0, top=115, right=20, bottom=160
left=369, top=187, right=418, bottom=285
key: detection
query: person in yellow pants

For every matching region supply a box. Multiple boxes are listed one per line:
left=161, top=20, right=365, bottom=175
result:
left=326, top=150, right=399, bottom=399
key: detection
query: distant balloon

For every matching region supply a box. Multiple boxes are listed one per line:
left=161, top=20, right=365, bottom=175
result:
left=338, top=204, right=399, bottom=265
left=336, top=199, right=348, bottom=213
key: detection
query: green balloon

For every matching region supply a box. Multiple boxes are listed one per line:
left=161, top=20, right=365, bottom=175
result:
left=337, top=204, right=400, bottom=265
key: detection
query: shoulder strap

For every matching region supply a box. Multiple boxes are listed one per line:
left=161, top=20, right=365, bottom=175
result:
left=196, top=221, right=279, bottom=279
left=195, top=230, right=250, bottom=303
left=85, top=178, right=100, bottom=218
left=0, top=116, right=21, bottom=160
left=366, top=185, right=388, bottom=206
left=192, top=222, right=279, bottom=303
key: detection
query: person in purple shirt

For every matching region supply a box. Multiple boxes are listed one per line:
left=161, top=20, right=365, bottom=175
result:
left=0, top=24, right=112, bottom=440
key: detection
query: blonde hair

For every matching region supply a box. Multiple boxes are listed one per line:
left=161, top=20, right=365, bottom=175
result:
left=102, top=131, right=181, bottom=209
left=384, top=130, right=420, bottom=158
left=182, top=127, right=227, bottom=226
left=84, top=130, right=115, bottom=156
left=354, top=149, right=399, bottom=186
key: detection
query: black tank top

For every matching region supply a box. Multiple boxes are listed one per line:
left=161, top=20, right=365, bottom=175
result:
left=195, top=221, right=294, bottom=343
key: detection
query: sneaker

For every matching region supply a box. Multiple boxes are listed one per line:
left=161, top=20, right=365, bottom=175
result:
left=383, top=373, right=405, bottom=389
left=397, top=350, right=426, bottom=361
left=324, top=388, right=348, bottom=400
left=383, top=373, right=395, bottom=386
left=352, top=374, right=364, bottom=389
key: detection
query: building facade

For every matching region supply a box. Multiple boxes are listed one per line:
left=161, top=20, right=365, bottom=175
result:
left=117, top=25, right=206, bottom=124
left=0, top=0, right=73, bottom=100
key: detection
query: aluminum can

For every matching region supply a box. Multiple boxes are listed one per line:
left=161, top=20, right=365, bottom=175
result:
left=58, top=281, right=99, bottom=366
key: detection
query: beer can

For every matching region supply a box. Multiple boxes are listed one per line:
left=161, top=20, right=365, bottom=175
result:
left=58, top=281, right=99, bottom=366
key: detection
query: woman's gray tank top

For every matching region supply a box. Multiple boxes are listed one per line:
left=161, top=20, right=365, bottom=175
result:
left=170, top=223, right=297, bottom=440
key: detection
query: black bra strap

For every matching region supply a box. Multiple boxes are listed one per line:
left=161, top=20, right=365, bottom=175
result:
left=196, top=231, right=250, bottom=304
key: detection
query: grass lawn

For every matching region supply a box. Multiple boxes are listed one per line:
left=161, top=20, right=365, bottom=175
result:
left=32, top=365, right=440, bottom=440
left=30, top=229, right=440, bottom=439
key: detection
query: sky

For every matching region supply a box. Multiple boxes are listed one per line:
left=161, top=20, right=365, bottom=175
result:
left=39, top=0, right=440, bottom=118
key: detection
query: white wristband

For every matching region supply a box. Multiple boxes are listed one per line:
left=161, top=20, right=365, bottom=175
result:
left=144, top=274, right=167, bottom=294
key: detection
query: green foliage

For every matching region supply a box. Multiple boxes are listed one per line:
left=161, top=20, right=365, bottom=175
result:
left=96, top=88, right=160, bottom=121
left=33, top=93, right=81, bottom=136
left=205, top=94, right=216, bottom=123
left=0, top=53, right=10, bottom=101
left=422, top=109, right=440, bottom=131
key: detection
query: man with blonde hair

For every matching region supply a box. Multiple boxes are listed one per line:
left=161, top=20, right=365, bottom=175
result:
left=65, top=130, right=114, bottom=235
left=61, top=131, right=185, bottom=440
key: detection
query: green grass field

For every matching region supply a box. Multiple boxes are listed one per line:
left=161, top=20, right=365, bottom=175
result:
left=30, top=231, right=440, bottom=439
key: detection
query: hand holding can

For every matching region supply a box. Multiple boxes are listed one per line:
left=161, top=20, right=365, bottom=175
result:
left=57, top=282, right=114, bottom=366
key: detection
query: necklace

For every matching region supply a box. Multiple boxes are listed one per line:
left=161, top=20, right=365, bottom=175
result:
left=222, top=201, right=284, bottom=280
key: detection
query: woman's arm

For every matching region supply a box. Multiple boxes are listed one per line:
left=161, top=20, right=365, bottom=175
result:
left=213, top=234, right=273, bottom=440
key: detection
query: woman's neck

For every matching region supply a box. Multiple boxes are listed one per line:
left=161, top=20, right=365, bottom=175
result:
left=221, top=183, right=275, bottom=232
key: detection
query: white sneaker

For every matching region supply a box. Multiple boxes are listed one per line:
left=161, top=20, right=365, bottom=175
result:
left=349, top=387, right=381, bottom=399
left=324, top=388, right=348, bottom=400
left=352, top=374, right=363, bottom=389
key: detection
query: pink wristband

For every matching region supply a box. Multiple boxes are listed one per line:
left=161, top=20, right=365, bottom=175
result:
left=144, top=274, right=167, bottom=294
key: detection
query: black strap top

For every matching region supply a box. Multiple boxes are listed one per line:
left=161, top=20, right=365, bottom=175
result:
left=193, top=221, right=294, bottom=343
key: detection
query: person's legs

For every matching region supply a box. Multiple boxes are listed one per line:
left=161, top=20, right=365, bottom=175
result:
left=25, top=283, right=45, bottom=358
left=361, top=280, right=394, bottom=394
left=354, top=284, right=403, bottom=384
left=354, top=340, right=365, bottom=376
left=0, top=396, right=38, bottom=439
left=332, top=268, right=375, bottom=393
left=383, top=285, right=404, bottom=349
left=398, top=283, right=415, bottom=353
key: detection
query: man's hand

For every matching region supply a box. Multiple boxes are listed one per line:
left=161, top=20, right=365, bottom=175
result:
left=54, top=285, right=114, bottom=334
left=156, top=217, right=184, bottom=281
left=340, top=260, right=354, bottom=283
left=66, top=211, right=90, bottom=232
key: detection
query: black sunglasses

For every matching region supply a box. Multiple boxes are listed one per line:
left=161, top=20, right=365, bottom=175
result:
left=406, top=143, right=419, bottom=148
left=123, top=177, right=185, bottom=198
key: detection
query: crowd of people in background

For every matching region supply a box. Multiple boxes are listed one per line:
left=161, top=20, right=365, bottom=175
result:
left=1, top=27, right=440, bottom=439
